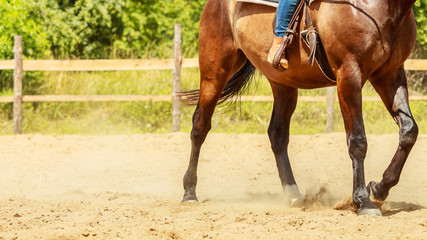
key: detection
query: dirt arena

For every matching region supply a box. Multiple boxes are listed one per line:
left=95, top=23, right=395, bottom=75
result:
left=0, top=133, right=426, bottom=239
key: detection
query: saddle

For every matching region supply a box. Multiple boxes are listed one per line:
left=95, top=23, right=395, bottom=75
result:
left=234, top=0, right=336, bottom=82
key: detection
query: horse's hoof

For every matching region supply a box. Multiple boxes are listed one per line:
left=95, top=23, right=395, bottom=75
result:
left=283, top=184, right=304, bottom=207
left=290, top=197, right=305, bottom=208
left=367, top=181, right=388, bottom=201
left=181, top=194, right=199, bottom=204
left=357, top=208, right=382, bottom=216
left=181, top=199, right=199, bottom=204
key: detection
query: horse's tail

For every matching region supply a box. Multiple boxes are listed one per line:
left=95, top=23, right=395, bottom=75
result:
left=180, top=60, right=256, bottom=106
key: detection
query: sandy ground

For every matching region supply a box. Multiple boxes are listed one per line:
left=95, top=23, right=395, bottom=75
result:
left=0, top=132, right=425, bottom=239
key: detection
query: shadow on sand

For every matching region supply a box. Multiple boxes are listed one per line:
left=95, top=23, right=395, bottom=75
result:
left=382, top=201, right=425, bottom=216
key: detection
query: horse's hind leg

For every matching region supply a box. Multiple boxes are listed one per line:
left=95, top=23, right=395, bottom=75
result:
left=182, top=0, right=245, bottom=203
left=267, top=80, right=303, bottom=205
left=368, top=67, right=418, bottom=201
left=182, top=55, right=245, bottom=203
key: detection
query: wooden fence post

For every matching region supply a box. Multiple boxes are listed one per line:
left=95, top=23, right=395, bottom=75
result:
left=13, top=36, right=23, bottom=134
left=172, top=24, right=182, bottom=132
left=326, top=86, right=335, bottom=133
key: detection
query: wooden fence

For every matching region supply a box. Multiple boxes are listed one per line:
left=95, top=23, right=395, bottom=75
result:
left=2, top=29, right=427, bottom=134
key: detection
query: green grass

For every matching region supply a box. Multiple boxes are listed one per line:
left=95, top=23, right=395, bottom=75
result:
left=0, top=69, right=425, bottom=135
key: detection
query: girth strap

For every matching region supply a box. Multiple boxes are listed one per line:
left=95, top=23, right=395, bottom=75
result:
left=304, top=0, right=317, bottom=65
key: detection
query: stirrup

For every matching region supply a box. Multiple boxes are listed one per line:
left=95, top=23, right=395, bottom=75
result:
left=272, top=30, right=295, bottom=69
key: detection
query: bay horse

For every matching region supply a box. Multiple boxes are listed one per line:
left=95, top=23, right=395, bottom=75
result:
left=181, top=0, right=418, bottom=216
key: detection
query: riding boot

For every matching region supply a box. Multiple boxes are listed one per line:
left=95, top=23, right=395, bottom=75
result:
left=267, top=36, right=289, bottom=69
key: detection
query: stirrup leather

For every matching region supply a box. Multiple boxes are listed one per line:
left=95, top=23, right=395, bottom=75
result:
left=271, top=0, right=305, bottom=69
left=272, top=36, right=289, bottom=69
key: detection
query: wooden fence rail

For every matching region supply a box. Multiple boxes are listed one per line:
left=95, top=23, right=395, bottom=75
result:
left=0, top=58, right=426, bottom=72
left=3, top=32, right=427, bottom=134
left=0, top=95, right=426, bottom=104
left=0, top=58, right=200, bottom=71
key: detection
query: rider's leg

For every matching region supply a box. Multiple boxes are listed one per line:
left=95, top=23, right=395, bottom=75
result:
left=267, top=0, right=302, bottom=68
left=275, top=0, right=301, bottom=37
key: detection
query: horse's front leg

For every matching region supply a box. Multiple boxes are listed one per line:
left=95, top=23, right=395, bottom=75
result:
left=267, top=80, right=303, bottom=206
left=336, top=65, right=381, bottom=216
left=368, top=67, right=418, bottom=201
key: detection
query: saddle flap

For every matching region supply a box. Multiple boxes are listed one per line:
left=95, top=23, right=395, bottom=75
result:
left=301, top=30, right=336, bottom=82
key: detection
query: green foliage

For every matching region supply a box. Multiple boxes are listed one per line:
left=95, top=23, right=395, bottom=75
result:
left=23, top=0, right=205, bottom=59
left=30, top=0, right=125, bottom=59
left=115, top=0, right=205, bottom=58
left=408, top=1, right=427, bottom=94
left=0, top=0, right=50, bottom=94
left=0, top=0, right=50, bottom=59
left=414, top=0, right=427, bottom=55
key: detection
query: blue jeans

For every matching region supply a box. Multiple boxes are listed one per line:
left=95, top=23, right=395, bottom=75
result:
left=275, top=0, right=302, bottom=37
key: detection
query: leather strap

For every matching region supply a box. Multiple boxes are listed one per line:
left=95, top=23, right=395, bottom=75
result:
left=304, top=0, right=317, bottom=65
left=272, top=0, right=305, bottom=69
